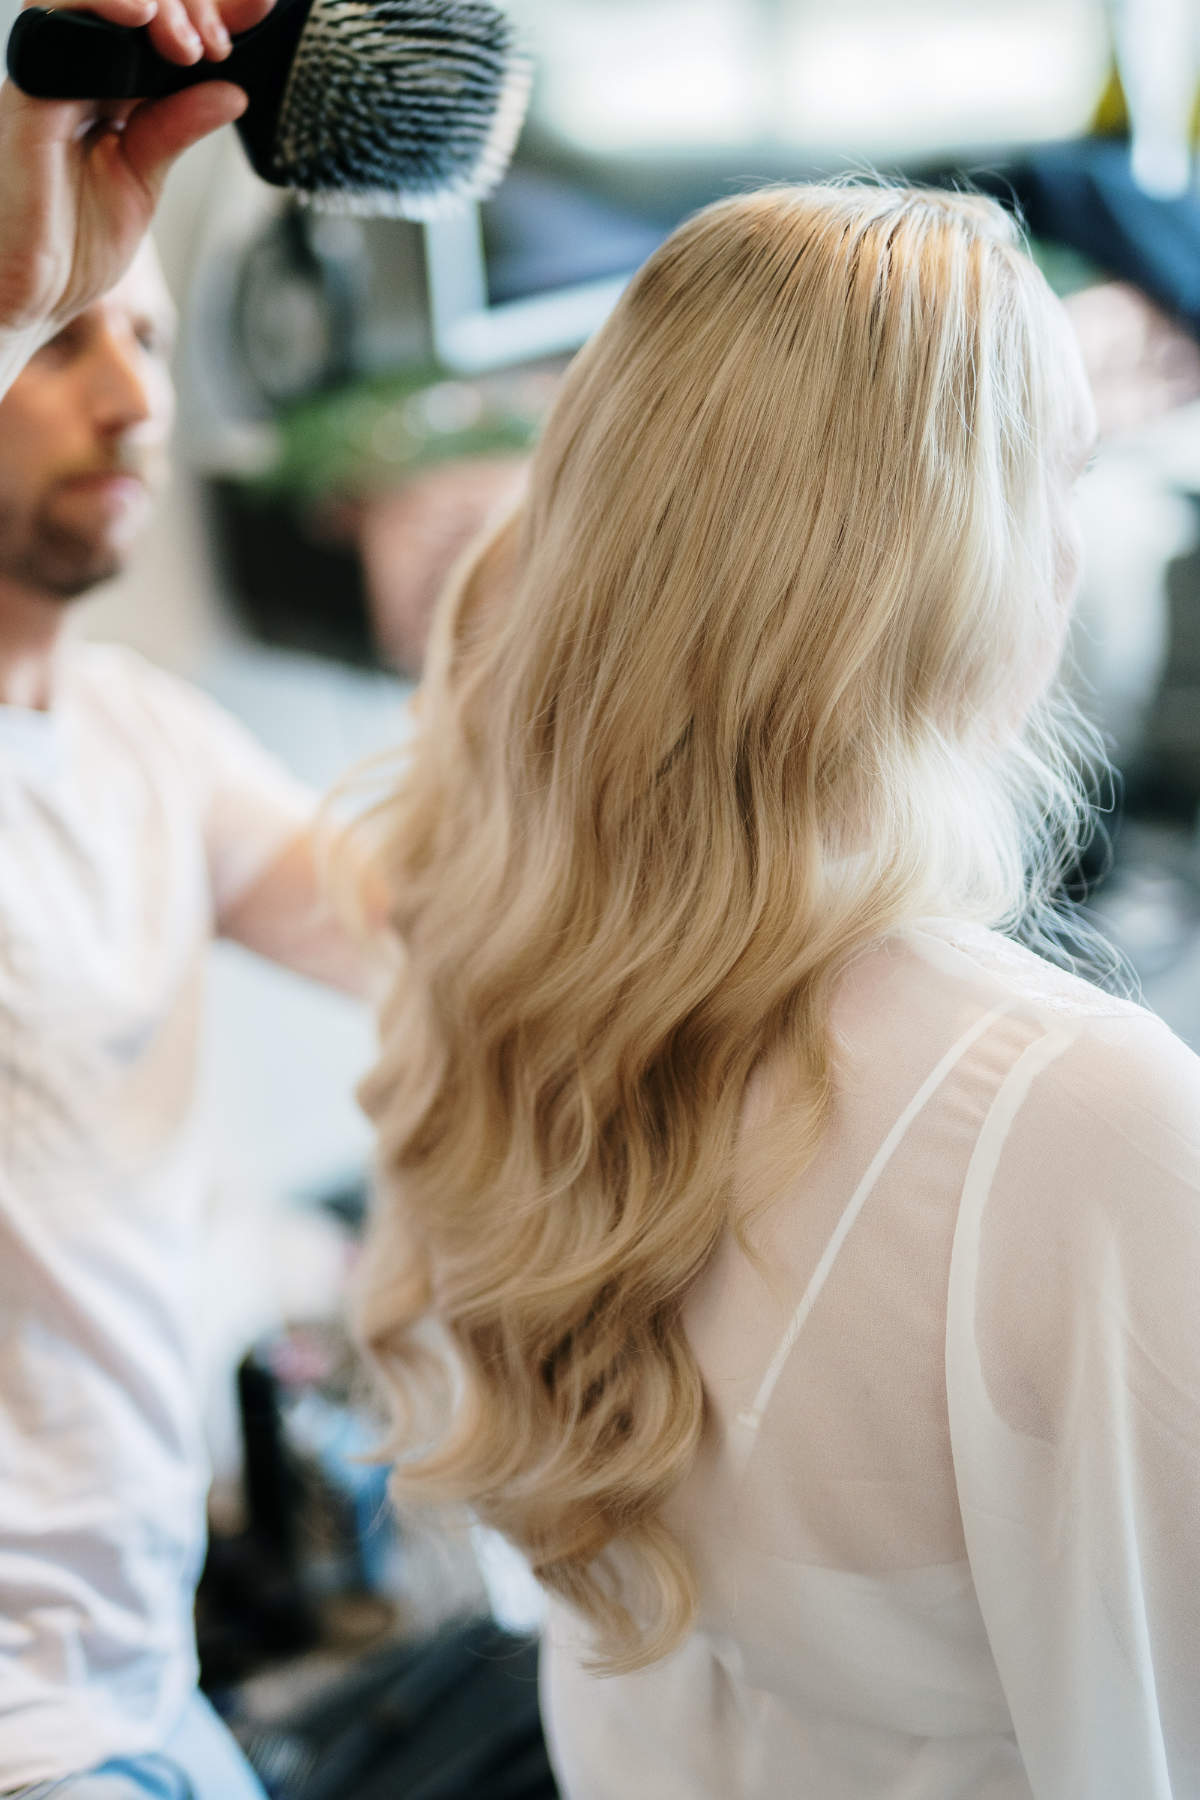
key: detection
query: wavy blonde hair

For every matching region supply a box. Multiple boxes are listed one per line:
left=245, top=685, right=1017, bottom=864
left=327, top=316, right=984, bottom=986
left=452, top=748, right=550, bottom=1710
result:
left=352, top=182, right=1107, bottom=1671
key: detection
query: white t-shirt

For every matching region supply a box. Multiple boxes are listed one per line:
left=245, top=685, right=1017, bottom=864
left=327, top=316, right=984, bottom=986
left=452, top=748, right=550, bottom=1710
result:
left=542, top=919, right=1200, bottom=1799
left=0, top=644, right=318, bottom=1789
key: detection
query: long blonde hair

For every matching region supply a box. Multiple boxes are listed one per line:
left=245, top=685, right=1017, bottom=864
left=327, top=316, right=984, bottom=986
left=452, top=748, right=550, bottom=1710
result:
left=353, top=182, right=1105, bottom=1670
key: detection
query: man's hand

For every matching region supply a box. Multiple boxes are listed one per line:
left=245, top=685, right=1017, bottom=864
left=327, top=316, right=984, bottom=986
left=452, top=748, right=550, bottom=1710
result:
left=0, top=0, right=273, bottom=344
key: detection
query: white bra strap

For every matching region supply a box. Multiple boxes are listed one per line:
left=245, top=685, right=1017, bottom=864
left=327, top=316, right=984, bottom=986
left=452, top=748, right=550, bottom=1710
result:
left=735, top=999, right=1021, bottom=1438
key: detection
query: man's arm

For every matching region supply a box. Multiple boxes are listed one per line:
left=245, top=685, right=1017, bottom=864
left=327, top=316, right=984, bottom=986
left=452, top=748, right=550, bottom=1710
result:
left=220, top=825, right=389, bottom=1001
left=121, top=653, right=392, bottom=1000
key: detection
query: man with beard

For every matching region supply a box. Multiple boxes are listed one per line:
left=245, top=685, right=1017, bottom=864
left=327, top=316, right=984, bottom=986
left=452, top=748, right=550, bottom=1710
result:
left=0, top=4, right=375, bottom=1794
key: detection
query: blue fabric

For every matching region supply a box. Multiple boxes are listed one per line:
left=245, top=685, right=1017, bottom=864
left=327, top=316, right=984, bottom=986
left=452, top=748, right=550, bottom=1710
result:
left=9, top=1694, right=267, bottom=1800
left=980, top=138, right=1200, bottom=333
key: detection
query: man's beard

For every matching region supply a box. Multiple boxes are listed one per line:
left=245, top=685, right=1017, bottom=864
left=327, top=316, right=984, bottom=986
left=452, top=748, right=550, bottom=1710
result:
left=0, top=458, right=154, bottom=600
left=8, top=518, right=125, bottom=599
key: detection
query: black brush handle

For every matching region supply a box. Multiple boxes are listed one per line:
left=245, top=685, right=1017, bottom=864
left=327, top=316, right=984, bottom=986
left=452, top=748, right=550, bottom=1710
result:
left=6, top=0, right=306, bottom=102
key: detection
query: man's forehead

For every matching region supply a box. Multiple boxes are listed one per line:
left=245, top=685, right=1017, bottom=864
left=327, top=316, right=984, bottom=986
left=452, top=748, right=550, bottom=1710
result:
left=102, top=240, right=176, bottom=328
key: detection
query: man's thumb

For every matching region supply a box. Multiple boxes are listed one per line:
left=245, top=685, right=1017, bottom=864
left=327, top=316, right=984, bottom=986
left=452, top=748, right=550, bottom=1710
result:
left=119, top=82, right=247, bottom=199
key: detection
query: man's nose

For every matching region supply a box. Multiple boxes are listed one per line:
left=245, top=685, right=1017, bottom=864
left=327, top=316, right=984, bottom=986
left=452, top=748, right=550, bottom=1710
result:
left=86, top=334, right=154, bottom=434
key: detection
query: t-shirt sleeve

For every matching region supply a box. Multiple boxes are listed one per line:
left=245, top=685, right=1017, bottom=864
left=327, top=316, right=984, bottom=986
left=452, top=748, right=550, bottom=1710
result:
left=116, top=651, right=318, bottom=922
left=946, top=1006, right=1200, bottom=1799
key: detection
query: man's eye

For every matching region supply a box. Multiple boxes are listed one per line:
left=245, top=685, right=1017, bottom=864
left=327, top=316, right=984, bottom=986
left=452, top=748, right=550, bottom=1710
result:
left=136, top=324, right=172, bottom=358
left=35, top=325, right=83, bottom=363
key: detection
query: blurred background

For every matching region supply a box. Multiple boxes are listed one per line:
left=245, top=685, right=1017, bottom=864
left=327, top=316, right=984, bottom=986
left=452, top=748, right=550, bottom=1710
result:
left=6, top=0, right=1200, bottom=1789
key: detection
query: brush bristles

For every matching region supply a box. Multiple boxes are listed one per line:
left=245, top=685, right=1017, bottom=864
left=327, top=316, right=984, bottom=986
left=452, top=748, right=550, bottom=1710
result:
left=273, top=0, right=531, bottom=217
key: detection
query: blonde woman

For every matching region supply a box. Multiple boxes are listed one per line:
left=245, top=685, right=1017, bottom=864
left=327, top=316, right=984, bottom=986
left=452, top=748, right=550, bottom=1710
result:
left=355, top=184, right=1200, bottom=1799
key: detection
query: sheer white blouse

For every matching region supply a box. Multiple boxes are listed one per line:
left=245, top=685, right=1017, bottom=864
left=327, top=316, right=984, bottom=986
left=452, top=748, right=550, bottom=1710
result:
left=541, top=918, right=1200, bottom=1798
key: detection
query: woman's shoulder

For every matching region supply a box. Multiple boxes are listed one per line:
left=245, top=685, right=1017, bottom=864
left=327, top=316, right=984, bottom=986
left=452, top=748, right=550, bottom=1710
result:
left=885, top=915, right=1200, bottom=1159
left=895, top=915, right=1144, bottom=1023
left=896, top=920, right=1200, bottom=1230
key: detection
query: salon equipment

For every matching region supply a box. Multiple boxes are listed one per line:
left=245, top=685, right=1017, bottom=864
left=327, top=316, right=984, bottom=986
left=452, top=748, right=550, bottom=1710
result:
left=6, top=0, right=530, bottom=216
left=242, top=1618, right=557, bottom=1800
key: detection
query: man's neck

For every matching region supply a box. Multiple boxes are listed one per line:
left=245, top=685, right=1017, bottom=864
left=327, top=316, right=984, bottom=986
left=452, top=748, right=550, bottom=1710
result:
left=0, top=581, right=72, bottom=710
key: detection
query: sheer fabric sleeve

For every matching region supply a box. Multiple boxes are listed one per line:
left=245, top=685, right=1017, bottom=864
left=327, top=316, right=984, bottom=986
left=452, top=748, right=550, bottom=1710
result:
left=946, top=1006, right=1200, bottom=1799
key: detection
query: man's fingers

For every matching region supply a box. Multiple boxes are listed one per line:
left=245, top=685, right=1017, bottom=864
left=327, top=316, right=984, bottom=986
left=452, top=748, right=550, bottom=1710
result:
left=148, top=0, right=271, bottom=62
left=13, top=0, right=272, bottom=71
left=17, top=0, right=157, bottom=19
left=17, top=0, right=218, bottom=74
left=144, top=0, right=206, bottom=64
left=215, top=0, right=274, bottom=40
left=187, top=0, right=233, bottom=59
left=116, top=80, right=245, bottom=198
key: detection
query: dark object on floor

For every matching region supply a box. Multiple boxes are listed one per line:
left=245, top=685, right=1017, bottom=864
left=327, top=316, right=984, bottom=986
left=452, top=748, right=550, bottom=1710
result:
left=244, top=1617, right=559, bottom=1799
left=241, top=1330, right=398, bottom=1600
left=198, top=1326, right=399, bottom=1692
left=197, top=1528, right=323, bottom=1691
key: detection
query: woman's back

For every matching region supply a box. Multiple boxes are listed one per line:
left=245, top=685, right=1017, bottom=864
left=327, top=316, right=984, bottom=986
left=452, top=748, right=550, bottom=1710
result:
left=356, top=183, right=1200, bottom=1795
left=542, top=922, right=1200, bottom=1797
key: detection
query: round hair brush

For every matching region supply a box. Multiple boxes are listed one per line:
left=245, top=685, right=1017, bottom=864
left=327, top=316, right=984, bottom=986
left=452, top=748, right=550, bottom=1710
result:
left=5, top=0, right=531, bottom=216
